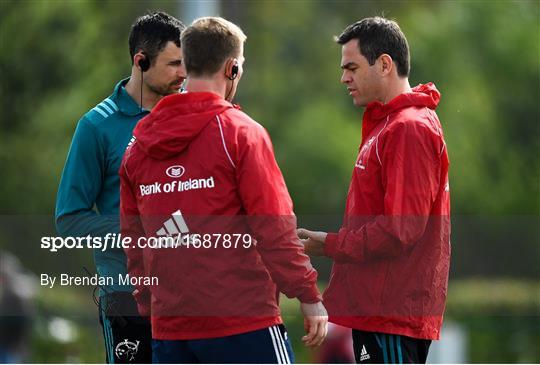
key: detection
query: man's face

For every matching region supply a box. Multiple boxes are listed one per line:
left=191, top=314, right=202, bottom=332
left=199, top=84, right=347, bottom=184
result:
left=340, top=39, right=382, bottom=107
left=145, top=41, right=186, bottom=96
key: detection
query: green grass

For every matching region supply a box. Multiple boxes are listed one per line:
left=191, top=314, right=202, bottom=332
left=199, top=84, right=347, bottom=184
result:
left=28, top=279, right=540, bottom=362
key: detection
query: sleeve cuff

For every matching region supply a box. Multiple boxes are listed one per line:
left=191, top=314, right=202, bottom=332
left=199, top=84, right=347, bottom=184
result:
left=324, top=232, right=339, bottom=258
left=297, top=285, right=323, bottom=304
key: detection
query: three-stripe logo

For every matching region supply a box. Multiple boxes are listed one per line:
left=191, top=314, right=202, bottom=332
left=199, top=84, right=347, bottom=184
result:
left=269, top=325, right=291, bottom=364
left=360, top=344, right=370, bottom=361
left=155, top=210, right=189, bottom=237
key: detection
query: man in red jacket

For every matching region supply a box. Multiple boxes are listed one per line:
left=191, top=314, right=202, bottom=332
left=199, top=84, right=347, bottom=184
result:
left=120, top=16, right=327, bottom=363
left=299, top=17, right=451, bottom=363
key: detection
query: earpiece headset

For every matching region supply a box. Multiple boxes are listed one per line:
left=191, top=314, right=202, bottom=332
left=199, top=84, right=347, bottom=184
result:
left=225, top=59, right=239, bottom=101
left=227, top=59, right=239, bottom=80
left=139, top=52, right=150, bottom=72
left=138, top=52, right=149, bottom=111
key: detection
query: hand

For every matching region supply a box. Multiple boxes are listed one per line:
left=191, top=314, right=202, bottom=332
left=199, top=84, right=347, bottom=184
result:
left=133, top=288, right=150, bottom=317
left=300, top=301, right=328, bottom=348
left=297, top=228, right=327, bottom=256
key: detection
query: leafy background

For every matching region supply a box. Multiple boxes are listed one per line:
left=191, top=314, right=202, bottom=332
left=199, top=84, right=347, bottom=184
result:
left=0, top=0, right=538, bottom=362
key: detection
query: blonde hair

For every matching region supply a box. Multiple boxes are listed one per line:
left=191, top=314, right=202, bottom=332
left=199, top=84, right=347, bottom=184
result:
left=181, top=16, right=247, bottom=77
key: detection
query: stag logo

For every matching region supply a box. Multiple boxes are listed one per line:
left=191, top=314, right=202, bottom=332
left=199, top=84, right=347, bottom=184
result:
left=115, top=339, right=140, bottom=361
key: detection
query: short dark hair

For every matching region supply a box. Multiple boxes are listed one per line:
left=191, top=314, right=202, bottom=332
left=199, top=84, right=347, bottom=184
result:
left=128, top=11, right=185, bottom=66
left=336, top=17, right=410, bottom=77
left=181, top=17, right=246, bottom=77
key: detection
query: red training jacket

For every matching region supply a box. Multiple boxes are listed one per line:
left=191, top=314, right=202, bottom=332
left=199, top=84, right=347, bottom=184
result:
left=119, top=92, right=321, bottom=340
left=323, top=83, right=451, bottom=340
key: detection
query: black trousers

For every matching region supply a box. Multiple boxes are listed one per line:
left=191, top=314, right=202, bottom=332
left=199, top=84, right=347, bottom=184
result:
left=98, top=292, right=152, bottom=363
left=352, top=330, right=431, bottom=364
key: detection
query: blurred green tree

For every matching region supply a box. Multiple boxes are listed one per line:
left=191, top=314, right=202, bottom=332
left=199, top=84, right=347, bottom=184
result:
left=0, top=1, right=538, bottom=362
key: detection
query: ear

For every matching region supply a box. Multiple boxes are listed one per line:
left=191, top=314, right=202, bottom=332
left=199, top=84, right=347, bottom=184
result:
left=379, top=54, right=393, bottom=76
left=134, top=52, right=149, bottom=71
left=225, top=58, right=239, bottom=80
left=133, top=53, right=143, bottom=69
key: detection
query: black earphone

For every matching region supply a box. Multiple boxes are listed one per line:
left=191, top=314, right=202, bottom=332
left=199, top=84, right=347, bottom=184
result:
left=138, top=52, right=150, bottom=111
left=225, top=59, right=239, bottom=100
left=139, top=53, right=150, bottom=72
left=228, top=63, right=239, bottom=80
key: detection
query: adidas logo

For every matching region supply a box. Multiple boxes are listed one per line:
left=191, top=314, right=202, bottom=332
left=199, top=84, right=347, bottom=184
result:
left=154, top=210, right=193, bottom=247
left=360, top=345, right=370, bottom=361
left=156, top=210, right=189, bottom=236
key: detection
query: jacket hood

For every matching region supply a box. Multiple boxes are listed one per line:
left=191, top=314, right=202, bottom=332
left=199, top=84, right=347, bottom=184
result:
left=134, top=92, right=233, bottom=160
left=365, top=82, right=441, bottom=121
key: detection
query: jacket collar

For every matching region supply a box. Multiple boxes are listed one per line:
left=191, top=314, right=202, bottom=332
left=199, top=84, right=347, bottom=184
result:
left=111, top=77, right=149, bottom=117
left=361, top=82, right=441, bottom=138
left=364, top=83, right=440, bottom=121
